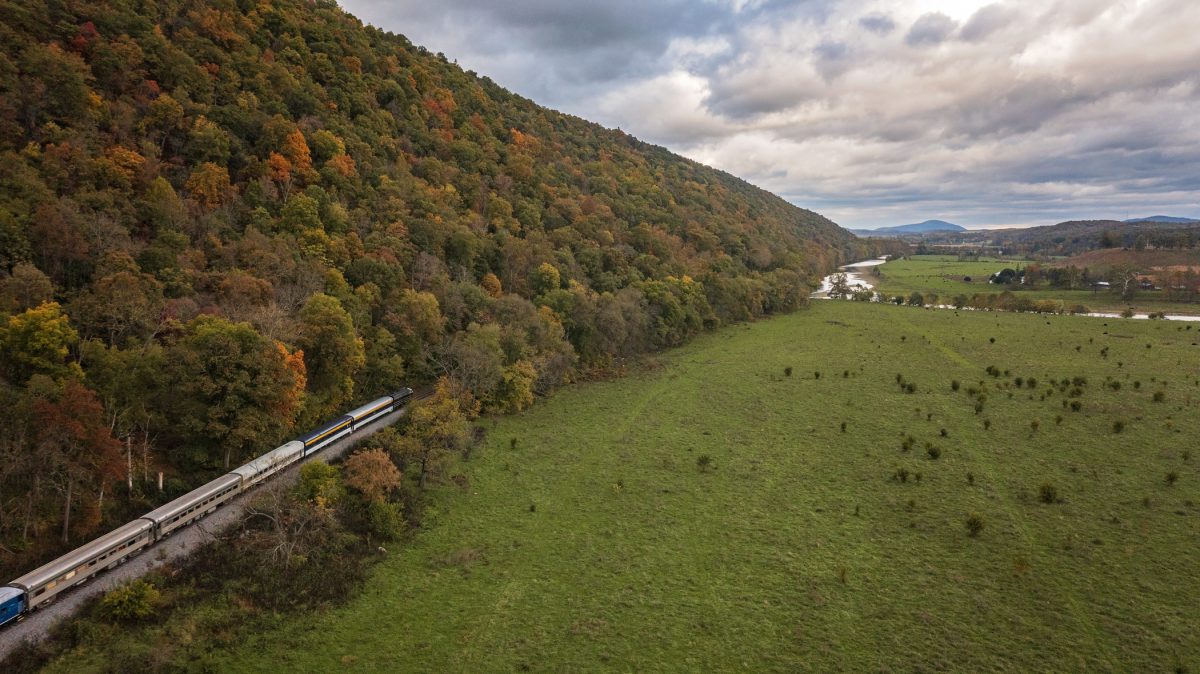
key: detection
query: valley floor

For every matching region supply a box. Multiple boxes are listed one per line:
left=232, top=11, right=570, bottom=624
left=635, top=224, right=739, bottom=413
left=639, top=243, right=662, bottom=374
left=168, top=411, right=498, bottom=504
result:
left=44, top=302, right=1200, bottom=672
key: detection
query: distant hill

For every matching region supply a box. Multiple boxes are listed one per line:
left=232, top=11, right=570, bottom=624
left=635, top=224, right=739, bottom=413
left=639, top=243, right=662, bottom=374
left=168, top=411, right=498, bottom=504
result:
left=1123, top=215, right=1199, bottom=224
left=853, top=220, right=967, bottom=236
left=919, top=218, right=1200, bottom=256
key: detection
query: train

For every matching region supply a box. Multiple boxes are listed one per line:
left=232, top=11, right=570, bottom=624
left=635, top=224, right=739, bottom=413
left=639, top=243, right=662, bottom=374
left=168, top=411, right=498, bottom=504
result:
left=0, top=387, right=414, bottom=628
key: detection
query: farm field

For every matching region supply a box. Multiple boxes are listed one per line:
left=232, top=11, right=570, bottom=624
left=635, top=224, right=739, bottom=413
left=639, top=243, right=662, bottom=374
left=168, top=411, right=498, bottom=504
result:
left=874, top=255, right=1199, bottom=315
left=42, top=301, right=1200, bottom=672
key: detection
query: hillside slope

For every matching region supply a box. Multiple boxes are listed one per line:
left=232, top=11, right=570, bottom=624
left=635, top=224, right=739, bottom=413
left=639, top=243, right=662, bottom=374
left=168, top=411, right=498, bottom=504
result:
left=0, top=0, right=857, bottom=573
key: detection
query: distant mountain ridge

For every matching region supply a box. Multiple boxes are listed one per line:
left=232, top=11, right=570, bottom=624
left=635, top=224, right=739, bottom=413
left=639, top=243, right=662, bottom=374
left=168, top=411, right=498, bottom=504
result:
left=1123, top=215, right=1199, bottom=224
left=852, top=219, right=967, bottom=236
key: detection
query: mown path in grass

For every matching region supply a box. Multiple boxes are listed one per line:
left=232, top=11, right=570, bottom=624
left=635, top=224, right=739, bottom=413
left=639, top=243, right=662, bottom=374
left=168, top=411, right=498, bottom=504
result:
left=95, top=302, right=1200, bottom=672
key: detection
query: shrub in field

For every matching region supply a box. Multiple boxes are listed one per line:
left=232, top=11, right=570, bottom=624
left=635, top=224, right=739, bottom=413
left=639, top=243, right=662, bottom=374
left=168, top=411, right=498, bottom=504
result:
left=951, top=380, right=960, bottom=391
left=1070, top=401, right=1082, bottom=412
left=697, top=455, right=713, bottom=472
left=1055, top=415, right=1063, bottom=425
left=905, top=383, right=916, bottom=394
left=1030, top=420, right=1039, bottom=432
left=1112, top=420, right=1125, bottom=433
left=1153, top=391, right=1165, bottom=403
left=840, top=421, right=847, bottom=433
left=966, top=472, right=975, bottom=485
left=1015, top=376, right=1024, bottom=387
left=983, top=419, right=991, bottom=430
left=1039, top=483, right=1059, bottom=504
left=1165, top=472, right=1179, bottom=486
left=784, top=366, right=792, bottom=377
left=893, top=467, right=910, bottom=483
left=965, top=513, right=985, bottom=537
left=974, top=402, right=984, bottom=415
left=814, top=371, right=821, bottom=379
left=100, top=580, right=161, bottom=623
left=940, top=428, right=948, bottom=437
left=1026, top=377, right=1037, bottom=389
left=901, top=435, right=915, bottom=452
left=926, top=444, right=941, bottom=460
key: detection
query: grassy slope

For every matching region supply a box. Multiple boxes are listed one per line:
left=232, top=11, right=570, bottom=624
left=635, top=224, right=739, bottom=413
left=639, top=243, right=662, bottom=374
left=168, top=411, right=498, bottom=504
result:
left=49, top=302, right=1200, bottom=672
left=875, top=255, right=1199, bottom=314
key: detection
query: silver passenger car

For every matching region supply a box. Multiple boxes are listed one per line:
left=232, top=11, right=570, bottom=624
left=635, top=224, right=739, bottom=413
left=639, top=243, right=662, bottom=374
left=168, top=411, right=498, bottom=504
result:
left=345, top=396, right=396, bottom=431
left=142, top=473, right=242, bottom=539
left=9, top=519, right=154, bottom=609
left=230, top=440, right=305, bottom=489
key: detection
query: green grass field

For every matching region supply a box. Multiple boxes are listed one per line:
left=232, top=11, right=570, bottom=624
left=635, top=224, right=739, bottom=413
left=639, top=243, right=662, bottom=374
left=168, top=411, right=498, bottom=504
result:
left=44, top=302, right=1200, bottom=672
left=874, top=255, right=1198, bottom=315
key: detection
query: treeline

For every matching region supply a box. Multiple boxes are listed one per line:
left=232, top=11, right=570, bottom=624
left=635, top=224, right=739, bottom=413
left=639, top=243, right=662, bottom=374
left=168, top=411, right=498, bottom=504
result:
left=0, top=0, right=859, bottom=575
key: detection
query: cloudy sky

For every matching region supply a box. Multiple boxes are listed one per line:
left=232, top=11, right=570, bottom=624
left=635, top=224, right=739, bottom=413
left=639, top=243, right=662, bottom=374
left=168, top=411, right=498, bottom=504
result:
left=340, top=0, right=1200, bottom=229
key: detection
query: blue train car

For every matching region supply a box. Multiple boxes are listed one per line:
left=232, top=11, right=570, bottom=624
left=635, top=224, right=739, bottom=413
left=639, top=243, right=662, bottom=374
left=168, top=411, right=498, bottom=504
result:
left=297, top=415, right=354, bottom=456
left=0, top=587, right=24, bottom=626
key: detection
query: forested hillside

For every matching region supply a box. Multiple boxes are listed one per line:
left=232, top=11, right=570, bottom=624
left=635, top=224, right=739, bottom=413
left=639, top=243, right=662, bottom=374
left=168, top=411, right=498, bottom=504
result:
left=0, top=0, right=857, bottom=573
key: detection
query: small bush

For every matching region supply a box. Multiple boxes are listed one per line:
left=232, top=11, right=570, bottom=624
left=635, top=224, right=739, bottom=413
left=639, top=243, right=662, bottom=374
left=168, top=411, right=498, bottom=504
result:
left=100, top=580, right=161, bottom=623
left=1026, top=377, right=1037, bottom=389
left=1030, top=420, right=1040, bottom=432
left=983, top=419, right=992, bottom=430
left=1153, top=391, right=1165, bottom=403
left=814, top=371, right=821, bottom=379
left=840, top=421, right=847, bottom=433
left=1112, top=420, right=1125, bottom=433
left=1070, top=400, right=1082, bottom=412
left=1039, top=483, right=1059, bottom=504
left=966, top=472, right=975, bottom=485
left=965, top=513, right=985, bottom=537
left=1055, top=415, right=1063, bottom=425
left=784, top=366, right=793, bottom=377
left=893, top=467, right=910, bottom=483
left=940, top=428, right=948, bottom=437
left=697, top=455, right=713, bottom=472
left=951, top=380, right=960, bottom=391
left=926, top=444, right=941, bottom=460
left=1014, top=376, right=1024, bottom=387
left=974, top=402, right=984, bottom=415
left=1165, top=472, right=1179, bottom=486
left=510, top=437, right=518, bottom=450
left=901, top=435, right=915, bottom=452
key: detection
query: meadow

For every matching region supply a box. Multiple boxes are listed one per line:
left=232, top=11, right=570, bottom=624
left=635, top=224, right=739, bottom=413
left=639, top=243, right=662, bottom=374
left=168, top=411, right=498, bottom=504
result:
left=42, top=301, right=1200, bottom=672
left=873, top=254, right=1196, bottom=315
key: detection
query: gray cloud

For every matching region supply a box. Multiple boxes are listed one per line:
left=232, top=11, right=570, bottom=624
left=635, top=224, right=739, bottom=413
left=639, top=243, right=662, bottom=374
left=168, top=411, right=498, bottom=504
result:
left=961, top=4, right=1020, bottom=41
left=905, top=12, right=958, bottom=46
left=341, top=0, right=1200, bottom=228
left=858, top=13, right=896, bottom=34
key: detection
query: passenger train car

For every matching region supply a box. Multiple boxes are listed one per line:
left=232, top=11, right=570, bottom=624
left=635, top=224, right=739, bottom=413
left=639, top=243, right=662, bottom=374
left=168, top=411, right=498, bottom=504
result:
left=0, top=387, right=414, bottom=627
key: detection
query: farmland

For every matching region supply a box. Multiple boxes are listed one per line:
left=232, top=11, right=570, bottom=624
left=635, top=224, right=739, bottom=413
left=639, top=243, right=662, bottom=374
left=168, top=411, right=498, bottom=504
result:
left=873, top=255, right=1198, bottom=315
left=35, top=301, right=1192, bottom=672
